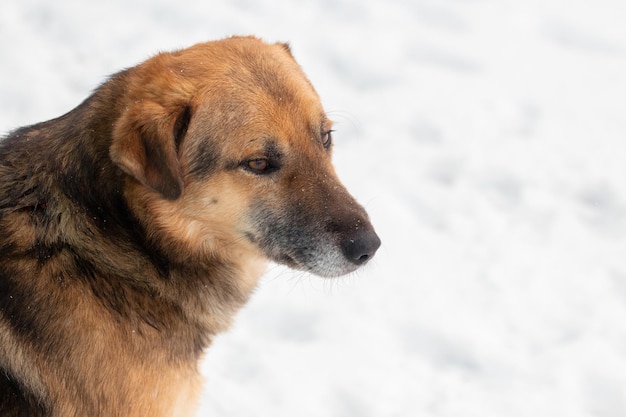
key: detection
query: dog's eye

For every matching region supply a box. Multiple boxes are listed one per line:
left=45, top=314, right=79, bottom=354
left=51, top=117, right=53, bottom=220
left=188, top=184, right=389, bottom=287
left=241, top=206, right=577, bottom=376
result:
left=248, top=158, right=269, bottom=172
left=245, top=158, right=281, bottom=175
left=322, top=130, right=333, bottom=150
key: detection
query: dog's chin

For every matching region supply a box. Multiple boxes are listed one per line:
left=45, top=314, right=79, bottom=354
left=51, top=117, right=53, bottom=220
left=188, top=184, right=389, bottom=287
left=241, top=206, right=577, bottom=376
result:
left=271, top=250, right=361, bottom=278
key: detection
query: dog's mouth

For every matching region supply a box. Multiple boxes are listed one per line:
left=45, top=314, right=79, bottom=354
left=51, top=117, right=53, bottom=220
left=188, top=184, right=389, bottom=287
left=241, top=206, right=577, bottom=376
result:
left=276, top=253, right=299, bottom=268
left=243, top=230, right=304, bottom=269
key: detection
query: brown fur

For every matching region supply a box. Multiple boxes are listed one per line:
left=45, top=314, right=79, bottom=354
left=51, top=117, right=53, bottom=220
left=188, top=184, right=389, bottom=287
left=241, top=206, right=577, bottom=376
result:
left=0, top=36, right=380, bottom=417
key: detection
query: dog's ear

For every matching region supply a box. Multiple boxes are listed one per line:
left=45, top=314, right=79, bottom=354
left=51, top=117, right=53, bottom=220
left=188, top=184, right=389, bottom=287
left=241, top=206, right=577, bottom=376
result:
left=277, top=42, right=293, bottom=56
left=110, top=101, right=190, bottom=200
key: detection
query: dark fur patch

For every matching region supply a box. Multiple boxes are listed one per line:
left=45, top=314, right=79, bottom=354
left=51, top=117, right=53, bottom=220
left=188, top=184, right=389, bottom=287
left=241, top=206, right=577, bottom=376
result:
left=27, top=241, right=71, bottom=266
left=262, top=140, right=284, bottom=162
left=173, top=106, right=192, bottom=152
left=189, top=139, right=220, bottom=179
left=0, top=268, right=41, bottom=346
left=0, top=369, right=49, bottom=417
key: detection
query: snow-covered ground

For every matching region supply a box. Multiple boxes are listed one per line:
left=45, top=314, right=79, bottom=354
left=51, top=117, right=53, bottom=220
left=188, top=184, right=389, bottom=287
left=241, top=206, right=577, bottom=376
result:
left=2, top=1, right=626, bottom=416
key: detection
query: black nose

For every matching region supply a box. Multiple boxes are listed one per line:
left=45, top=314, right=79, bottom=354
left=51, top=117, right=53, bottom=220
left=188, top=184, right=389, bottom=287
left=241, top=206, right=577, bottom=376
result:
left=341, top=228, right=381, bottom=265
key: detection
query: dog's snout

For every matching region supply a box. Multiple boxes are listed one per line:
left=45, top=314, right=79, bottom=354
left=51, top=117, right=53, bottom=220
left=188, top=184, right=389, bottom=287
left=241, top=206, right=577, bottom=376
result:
left=341, top=227, right=381, bottom=266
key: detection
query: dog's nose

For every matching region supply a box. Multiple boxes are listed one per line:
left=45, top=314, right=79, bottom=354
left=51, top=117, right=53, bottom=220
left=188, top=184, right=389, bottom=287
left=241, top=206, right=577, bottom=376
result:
left=341, top=228, right=381, bottom=266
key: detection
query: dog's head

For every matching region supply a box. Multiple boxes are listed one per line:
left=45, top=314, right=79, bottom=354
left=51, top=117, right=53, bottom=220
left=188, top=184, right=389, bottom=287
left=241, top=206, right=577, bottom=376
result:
left=110, top=37, right=380, bottom=278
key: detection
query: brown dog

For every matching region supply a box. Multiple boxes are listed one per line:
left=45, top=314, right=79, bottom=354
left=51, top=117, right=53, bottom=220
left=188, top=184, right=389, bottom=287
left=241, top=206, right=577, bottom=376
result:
left=0, top=36, right=380, bottom=417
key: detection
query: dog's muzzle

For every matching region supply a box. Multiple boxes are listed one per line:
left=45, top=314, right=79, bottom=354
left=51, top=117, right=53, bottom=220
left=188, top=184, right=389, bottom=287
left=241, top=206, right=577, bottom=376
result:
left=249, top=198, right=381, bottom=278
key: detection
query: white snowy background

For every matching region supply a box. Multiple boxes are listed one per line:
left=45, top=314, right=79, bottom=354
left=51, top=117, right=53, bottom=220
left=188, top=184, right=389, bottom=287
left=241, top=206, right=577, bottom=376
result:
left=2, top=1, right=626, bottom=416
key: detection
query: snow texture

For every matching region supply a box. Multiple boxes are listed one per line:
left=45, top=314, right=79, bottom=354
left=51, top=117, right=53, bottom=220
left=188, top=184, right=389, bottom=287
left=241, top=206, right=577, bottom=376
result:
left=1, top=1, right=626, bottom=416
